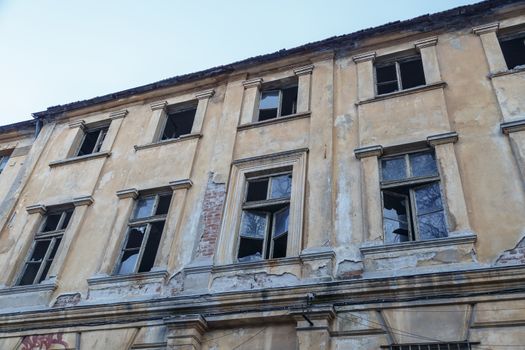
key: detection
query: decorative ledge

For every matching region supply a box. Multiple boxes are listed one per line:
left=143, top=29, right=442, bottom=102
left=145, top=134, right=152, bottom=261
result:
left=68, top=120, right=86, bottom=129
left=237, top=112, right=311, bottom=131
left=150, top=101, right=168, bottom=111
left=87, top=270, right=169, bottom=287
left=213, top=256, right=302, bottom=273
left=169, top=179, right=193, bottom=190
left=134, top=133, right=202, bottom=151
left=242, top=78, right=263, bottom=89
left=427, top=131, right=459, bottom=146
left=49, top=151, right=110, bottom=167
left=354, top=145, right=383, bottom=159
left=116, top=188, right=139, bottom=200
left=72, top=195, right=94, bottom=207
left=415, top=36, right=438, bottom=49
left=109, top=109, right=128, bottom=120
left=357, top=81, right=447, bottom=105
left=360, top=234, right=477, bottom=255
left=294, top=64, right=314, bottom=76
left=26, top=204, right=46, bottom=215
left=232, top=147, right=309, bottom=165
left=352, top=51, right=376, bottom=63
left=472, top=22, right=499, bottom=35
left=501, top=119, right=525, bottom=134
left=0, top=282, right=56, bottom=296
left=195, top=89, right=215, bottom=100
left=489, top=66, right=525, bottom=79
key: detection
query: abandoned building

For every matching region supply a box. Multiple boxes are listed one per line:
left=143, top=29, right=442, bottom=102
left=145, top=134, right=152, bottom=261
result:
left=1, top=0, right=525, bottom=348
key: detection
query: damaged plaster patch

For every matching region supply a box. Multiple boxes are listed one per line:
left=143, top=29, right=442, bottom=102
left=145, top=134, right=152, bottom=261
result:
left=495, top=236, right=525, bottom=266
left=167, top=271, right=184, bottom=295
left=211, top=272, right=299, bottom=292
left=52, top=293, right=81, bottom=307
left=336, top=259, right=363, bottom=279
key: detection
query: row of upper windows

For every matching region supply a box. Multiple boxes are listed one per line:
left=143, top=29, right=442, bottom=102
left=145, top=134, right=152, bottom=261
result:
left=16, top=147, right=445, bottom=286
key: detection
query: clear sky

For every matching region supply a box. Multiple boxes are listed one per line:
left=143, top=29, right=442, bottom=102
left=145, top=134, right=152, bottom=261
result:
left=0, top=0, right=479, bottom=125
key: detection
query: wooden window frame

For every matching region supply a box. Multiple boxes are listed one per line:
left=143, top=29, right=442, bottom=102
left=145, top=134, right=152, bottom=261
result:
left=374, top=54, right=425, bottom=95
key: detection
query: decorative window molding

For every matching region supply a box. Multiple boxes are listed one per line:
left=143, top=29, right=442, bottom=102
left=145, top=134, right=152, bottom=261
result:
left=215, top=148, right=308, bottom=265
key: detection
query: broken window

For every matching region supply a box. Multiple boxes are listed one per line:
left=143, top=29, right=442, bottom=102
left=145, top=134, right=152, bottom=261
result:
left=77, top=126, right=109, bottom=156
left=258, top=85, right=298, bottom=121
left=237, top=173, right=292, bottom=262
left=115, top=192, right=172, bottom=275
left=160, top=103, right=197, bottom=141
left=499, top=33, right=525, bottom=69
left=0, top=154, right=10, bottom=174
left=380, top=150, right=447, bottom=244
left=375, top=55, right=426, bottom=95
left=17, top=207, right=74, bottom=285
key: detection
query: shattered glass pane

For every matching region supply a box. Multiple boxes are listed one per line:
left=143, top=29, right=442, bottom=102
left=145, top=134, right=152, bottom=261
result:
left=273, top=207, right=289, bottom=237
left=125, top=226, right=146, bottom=249
left=418, top=211, right=447, bottom=240
left=383, top=192, right=410, bottom=243
left=272, top=233, right=287, bottom=259
left=29, top=240, right=51, bottom=262
left=381, top=157, right=407, bottom=181
left=410, top=152, right=438, bottom=178
left=415, top=183, right=443, bottom=215
left=384, top=218, right=410, bottom=243
left=238, top=249, right=262, bottom=262
left=270, top=174, right=292, bottom=199
left=246, top=179, right=268, bottom=201
left=240, top=211, right=267, bottom=239
left=117, top=250, right=139, bottom=275
left=18, top=263, right=41, bottom=285
left=134, top=197, right=155, bottom=219
left=138, top=221, right=164, bottom=273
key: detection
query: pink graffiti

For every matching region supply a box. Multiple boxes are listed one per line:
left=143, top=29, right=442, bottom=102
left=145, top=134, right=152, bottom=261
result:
left=21, top=333, right=69, bottom=350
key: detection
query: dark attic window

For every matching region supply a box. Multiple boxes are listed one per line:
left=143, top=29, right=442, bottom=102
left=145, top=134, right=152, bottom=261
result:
left=77, top=126, right=108, bottom=156
left=161, top=103, right=197, bottom=141
left=499, top=34, right=525, bottom=69
left=257, top=80, right=298, bottom=121
left=376, top=55, right=426, bottom=95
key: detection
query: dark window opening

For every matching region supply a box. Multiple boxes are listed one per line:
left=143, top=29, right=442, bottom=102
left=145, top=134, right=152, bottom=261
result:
left=77, top=127, right=108, bottom=156
left=238, top=174, right=291, bottom=262
left=381, top=150, right=447, bottom=243
left=257, top=85, right=298, bottom=121
left=0, top=154, right=10, bottom=174
left=500, top=35, right=525, bottom=69
left=17, top=208, right=73, bottom=285
left=161, top=108, right=196, bottom=140
left=116, top=192, right=172, bottom=275
left=376, top=56, right=426, bottom=95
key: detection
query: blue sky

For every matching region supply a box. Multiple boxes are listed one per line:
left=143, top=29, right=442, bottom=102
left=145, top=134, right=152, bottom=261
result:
left=0, top=0, right=479, bottom=125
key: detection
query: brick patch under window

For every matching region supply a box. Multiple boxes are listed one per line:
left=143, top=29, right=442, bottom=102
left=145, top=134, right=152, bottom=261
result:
left=495, top=237, right=525, bottom=266
left=195, top=174, right=226, bottom=258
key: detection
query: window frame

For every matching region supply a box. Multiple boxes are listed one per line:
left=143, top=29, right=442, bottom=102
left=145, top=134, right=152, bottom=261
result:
left=379, top=148, right=447, bottom=243
left=374, top=54, right=426, bottom=96
left=498, top=31, right=525, bottom=70
left=114, top=191, right=172, bottom=275
left=257, top=85, right=298, bottom=121
left=0, top=153, right=10, bottom=174
left=16, top=207, right=74, bottom=286
left=157, top=102, right=198, bottom=142
left=76, top=125, right=109, bottom=157
left=237, top=171, right=292, bottom=262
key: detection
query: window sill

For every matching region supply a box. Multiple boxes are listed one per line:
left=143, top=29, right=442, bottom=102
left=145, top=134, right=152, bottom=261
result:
left=360, top=233, right=477, bottom=255
left=0, top=281, right=56, bottom=296
left=237, top=111, right=311, bottom=131
left=357, top=81, right=447, bottom=105
left=49, top=151, right=110, bottom=167
left=87, top=270, right=169, bottom=286
left=134, top=133, right=202, bottom=151
left=489, top=65, right=525, bottom=79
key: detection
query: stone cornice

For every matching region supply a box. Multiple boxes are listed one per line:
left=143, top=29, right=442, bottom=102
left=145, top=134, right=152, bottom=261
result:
left=150, top=101, right=168, bottom=111
left=472, top=22, right=499, bottom=35
left=352, top=51, right=376, bottom=63
left=501, top=119, right=525, bottom=134
left=415, top=36, right=438, bottom=49
left=195, top=89, right=215, bottom=100
left=68, top=120, right=86, bottom=130
left=26, top=204, right=47, bottom=215
left=427, top=131, right=459, bottom=146
left=72, top=195, right=94, bottom=207
left=242, top=78, right=263, bottom=89
left=116, top=188, right=139, bottom=200
left=293, top=64, right=314, bottom=76
left=108, top=109, right=128, bottom=120
left=169, top=179, right=193, bottom=190
left=354, top=145, right=383, bottom=159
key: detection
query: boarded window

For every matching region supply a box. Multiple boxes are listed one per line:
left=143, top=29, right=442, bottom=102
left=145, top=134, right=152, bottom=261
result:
left=18, top=208, right=74, bottom=285
left=116, top=192, right=172, bottom=275
left=376, top=56, right=426, bottom=95
left=238, top=173, right=292, bottom=262
left=380, top=150, right=447, bottom=243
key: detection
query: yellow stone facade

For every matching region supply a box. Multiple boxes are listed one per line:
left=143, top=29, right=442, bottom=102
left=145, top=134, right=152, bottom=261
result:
left=1, top=1, right=525, bottom=349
